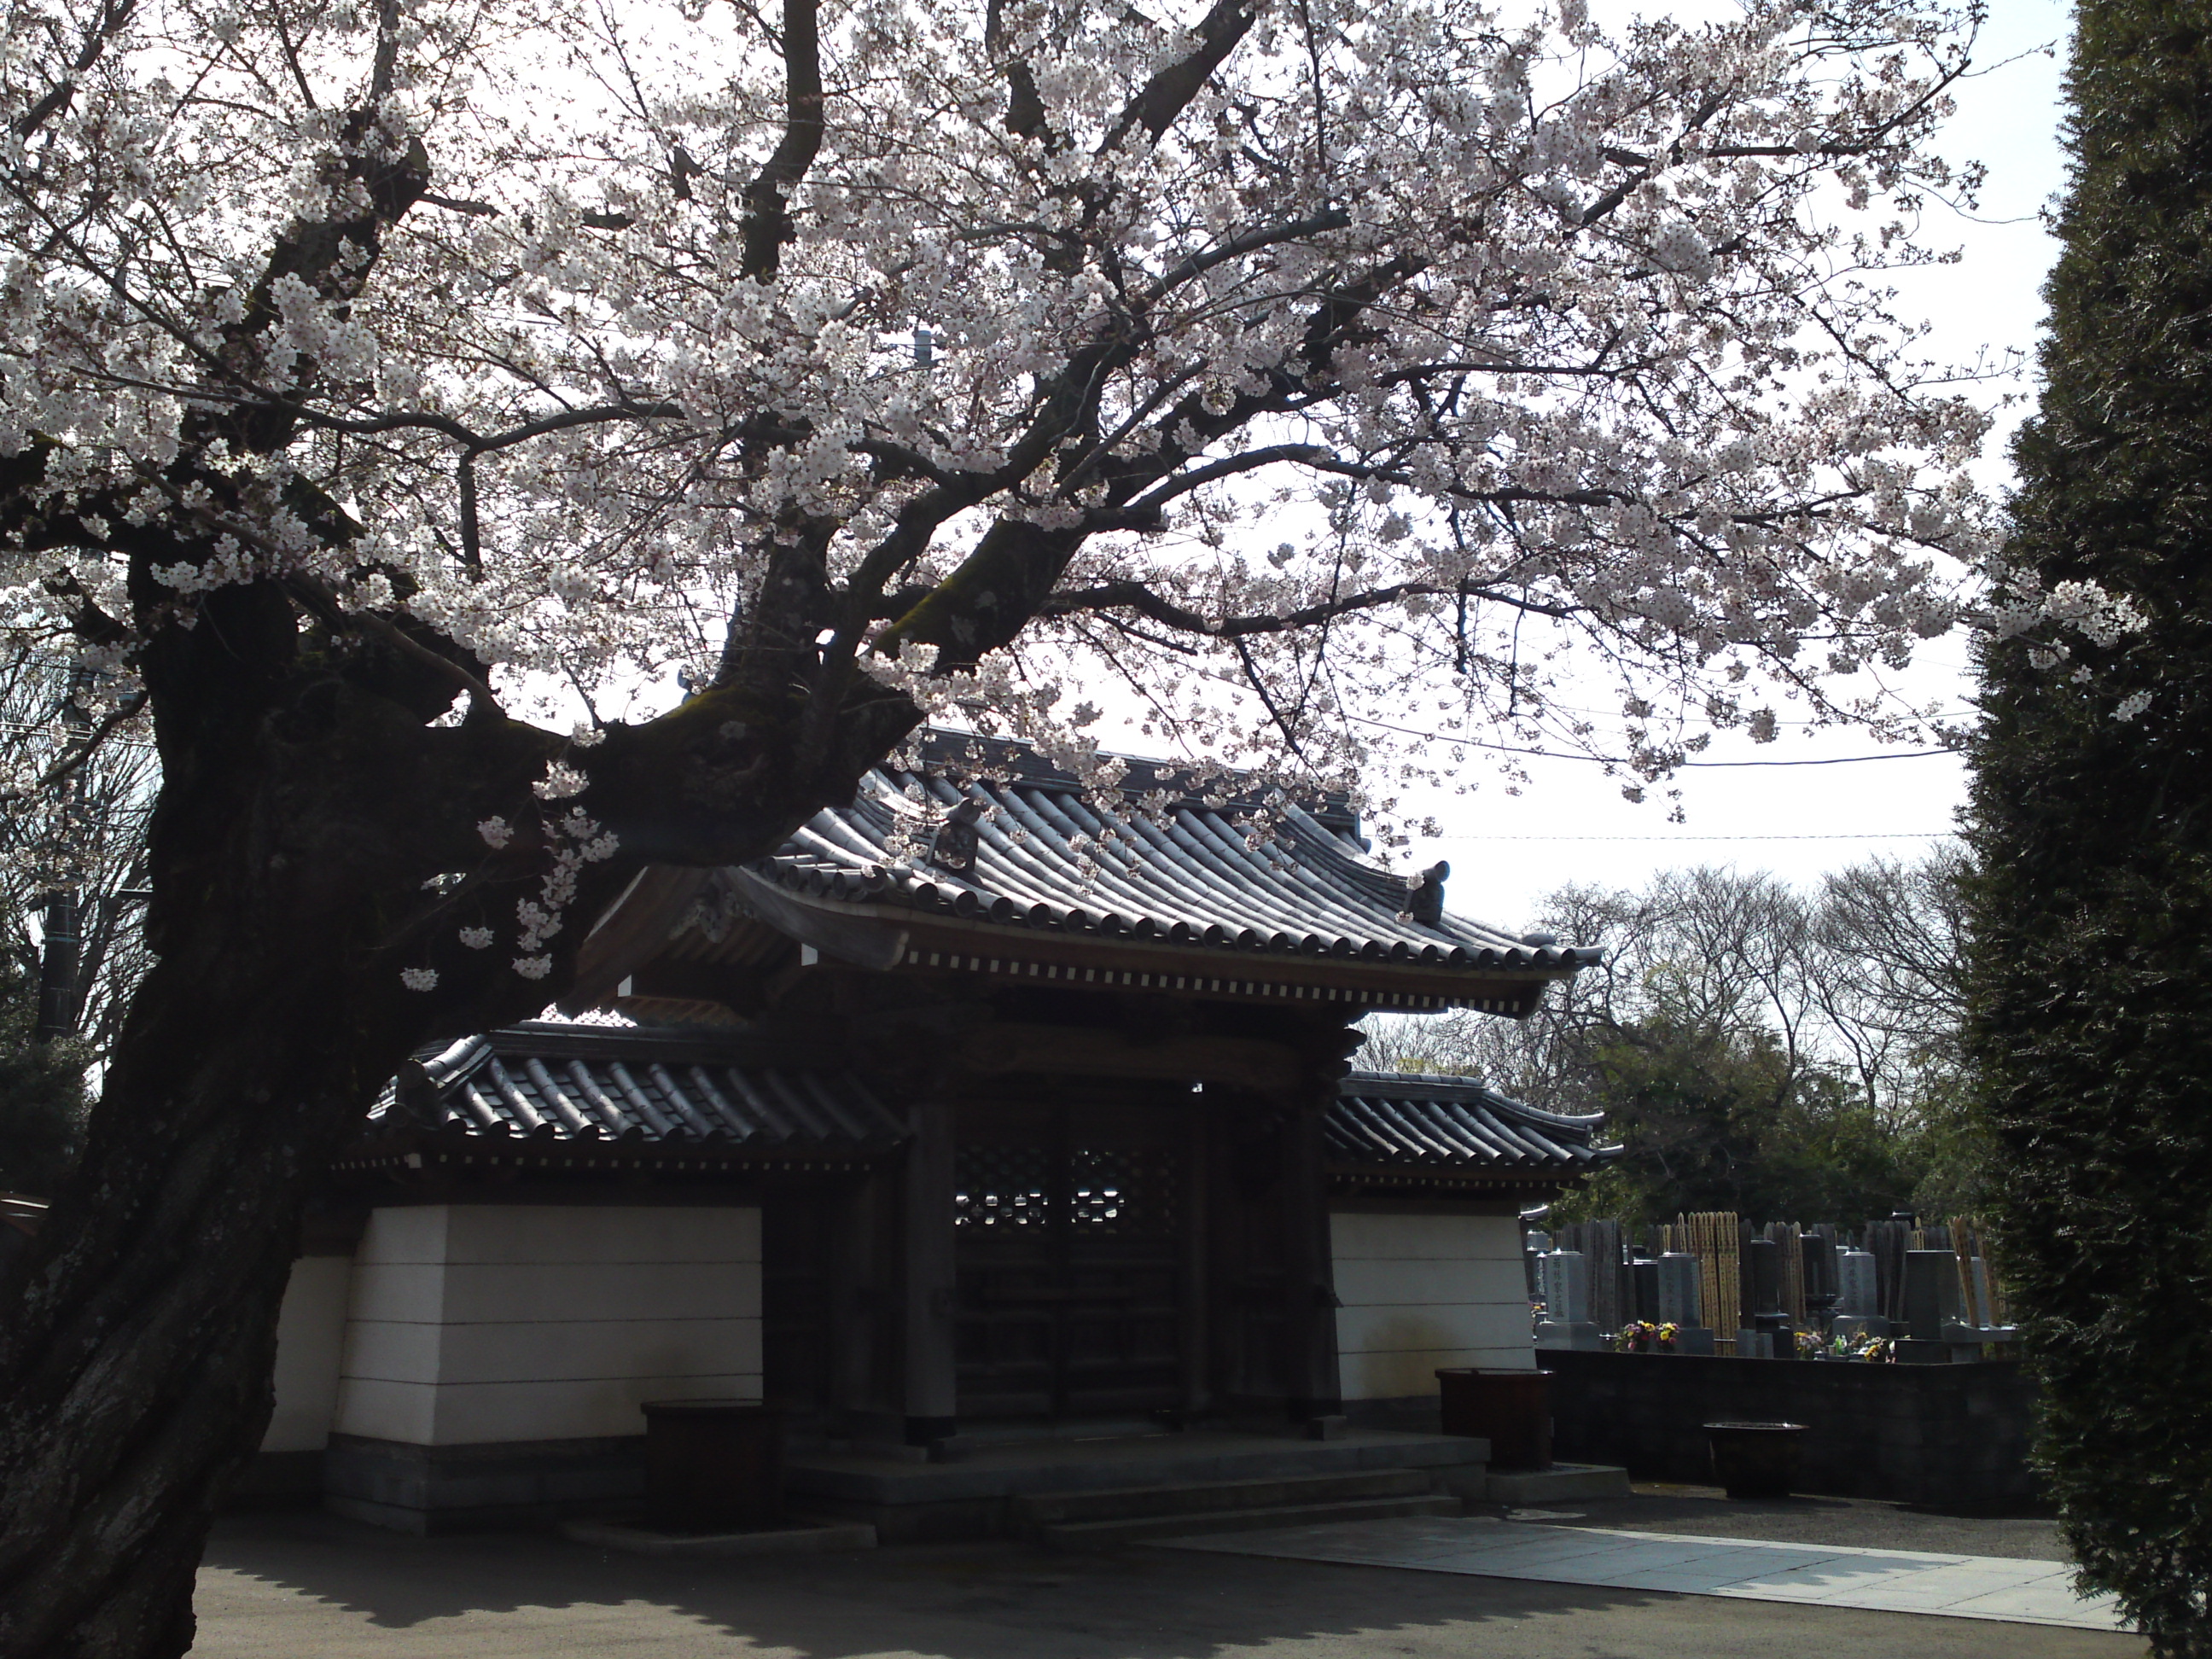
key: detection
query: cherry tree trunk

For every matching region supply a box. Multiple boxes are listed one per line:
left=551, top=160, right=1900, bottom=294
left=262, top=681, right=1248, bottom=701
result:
left=0, top=548, right=917, bottom=1657
left=0, top=950, right=395, bottom=1656
left=0, top=692, right=486, bottom=1656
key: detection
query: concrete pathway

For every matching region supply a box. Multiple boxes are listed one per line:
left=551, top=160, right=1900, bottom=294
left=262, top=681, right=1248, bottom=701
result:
left=194, top=1510, right=2146, bottom=1658
left=1162, top=1514, right=2128, bottom=1632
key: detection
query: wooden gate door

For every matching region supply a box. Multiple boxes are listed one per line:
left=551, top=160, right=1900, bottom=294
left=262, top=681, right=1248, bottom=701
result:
left=952, top=1096, right=1185, bottom=1420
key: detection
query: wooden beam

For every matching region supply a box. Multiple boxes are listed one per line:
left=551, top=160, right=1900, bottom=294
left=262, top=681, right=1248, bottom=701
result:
left=957, top=1024, right=1302, bottom=1091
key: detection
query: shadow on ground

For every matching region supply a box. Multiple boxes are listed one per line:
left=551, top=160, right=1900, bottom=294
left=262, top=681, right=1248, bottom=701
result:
left=197, top=1505, right=2140, bottom=1659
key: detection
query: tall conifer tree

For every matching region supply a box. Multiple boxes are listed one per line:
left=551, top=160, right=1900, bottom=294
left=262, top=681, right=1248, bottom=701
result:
left=1966, top=4, right=2212, bottom=1648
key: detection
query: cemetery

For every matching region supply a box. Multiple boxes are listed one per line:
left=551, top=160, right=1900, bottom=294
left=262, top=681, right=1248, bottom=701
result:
left=1525, top=1212, right=2038, bottom=1505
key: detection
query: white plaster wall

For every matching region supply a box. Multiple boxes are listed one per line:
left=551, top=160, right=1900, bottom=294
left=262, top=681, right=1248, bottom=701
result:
left=333, top=1204, right=761, bottom=1446
left=1331, top=1208, right=1534, bottom=1400
left=261, top=1255, right=355, bottom=1452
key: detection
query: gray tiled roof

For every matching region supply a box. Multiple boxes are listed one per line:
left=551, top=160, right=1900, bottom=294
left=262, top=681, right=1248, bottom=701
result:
left=371, top=1024, right=905, bottom=1150
left=364, top=1029, right=1608, bottom=1176
left=1326, top=1072, right=1615, bottom=1172
left=748, top=733, right=1598, bottom=975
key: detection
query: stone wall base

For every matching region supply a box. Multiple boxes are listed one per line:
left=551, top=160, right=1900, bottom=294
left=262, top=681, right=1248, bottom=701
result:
left=1541, top=1351, right=2044, bottom=1511
left=320, top=1433, right=645, bottom=1534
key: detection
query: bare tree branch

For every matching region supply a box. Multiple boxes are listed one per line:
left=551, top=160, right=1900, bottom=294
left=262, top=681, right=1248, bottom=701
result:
left=14, top=0, right=137, bottom=142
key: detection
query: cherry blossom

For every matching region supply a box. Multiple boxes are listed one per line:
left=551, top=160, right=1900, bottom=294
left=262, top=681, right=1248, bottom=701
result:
left=0, top=0, right=2141, bottom=928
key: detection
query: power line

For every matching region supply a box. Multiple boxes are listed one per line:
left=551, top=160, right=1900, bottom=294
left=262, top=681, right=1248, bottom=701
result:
left=1434, top=830, right=1961, bottom=842
left=1344, top=713, right=1957, bottom=768
left=1656, top=750, right=1955, bottom=769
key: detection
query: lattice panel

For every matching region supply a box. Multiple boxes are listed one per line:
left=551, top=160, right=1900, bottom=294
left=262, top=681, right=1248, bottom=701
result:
left=954, top=1143, right=1052, bottom=1228
left=1068, top=1146, right=1177, bottom=1236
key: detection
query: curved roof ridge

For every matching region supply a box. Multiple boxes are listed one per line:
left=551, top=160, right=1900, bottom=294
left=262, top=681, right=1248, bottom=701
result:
left=1338, top=1069, right=1609, bottom=1129
left=728, top=734, right=1603, bottom=977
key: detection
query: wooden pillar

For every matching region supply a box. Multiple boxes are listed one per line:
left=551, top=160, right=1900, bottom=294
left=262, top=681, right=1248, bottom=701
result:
left=1279, top=1098, right=1342, bottom=1420
left=827, top=1173, right=881, bottom=1421
left=1179, top=1100, right=1210, bottom=1419
left=901, top=1097, right=959, bottom=1444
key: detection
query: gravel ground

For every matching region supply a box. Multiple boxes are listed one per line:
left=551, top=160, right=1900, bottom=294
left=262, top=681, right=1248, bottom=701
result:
left=1499, top=1482, right=2073, bottom=1561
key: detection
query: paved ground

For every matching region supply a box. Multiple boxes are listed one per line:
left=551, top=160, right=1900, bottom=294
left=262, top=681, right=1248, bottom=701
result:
left=1516, top=1481, right=2075, bottom=1558
left=1168, top=1515, right=2121, bottom=1629
left=197, top=1508, right=2146, bottom=1659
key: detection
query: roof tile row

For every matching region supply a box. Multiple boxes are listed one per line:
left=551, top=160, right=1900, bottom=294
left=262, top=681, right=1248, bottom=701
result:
left=742, top=753, right=1598, bottom=976
left=371, top=1030, right=1613, bottom=1176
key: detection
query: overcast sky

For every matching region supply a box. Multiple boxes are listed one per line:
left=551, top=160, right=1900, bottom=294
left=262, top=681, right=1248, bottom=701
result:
left=1373, top=1, right=2075, bottom=934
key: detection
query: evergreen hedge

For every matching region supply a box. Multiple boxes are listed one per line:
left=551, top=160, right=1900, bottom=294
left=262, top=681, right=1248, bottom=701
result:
left=1965, top=4, right=2212, bottom=1650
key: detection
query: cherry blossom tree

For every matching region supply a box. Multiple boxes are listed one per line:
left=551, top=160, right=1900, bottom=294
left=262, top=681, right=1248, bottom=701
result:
left=0, top=0, right=2110, bottom=1650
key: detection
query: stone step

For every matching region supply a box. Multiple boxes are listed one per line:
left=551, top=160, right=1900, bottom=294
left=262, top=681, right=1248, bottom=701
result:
left=1013, top=1467, right=1438, bottom=1528
left=1041, top=1492, right=1463, bottom=1550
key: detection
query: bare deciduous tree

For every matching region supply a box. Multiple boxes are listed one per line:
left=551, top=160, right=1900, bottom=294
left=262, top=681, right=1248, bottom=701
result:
left=1359, top=854, right=1976, bottom=1215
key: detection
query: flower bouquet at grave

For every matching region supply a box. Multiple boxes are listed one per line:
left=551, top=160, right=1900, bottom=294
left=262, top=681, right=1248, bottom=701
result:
left=1831, top=1331, right=1896, bottom=1363
left=1795, top=1330, right=1825, bottom=1359
left=1613, top=1320, right=1661, bottom=1353
left=1656, top=1322, right=1681, bottom=1353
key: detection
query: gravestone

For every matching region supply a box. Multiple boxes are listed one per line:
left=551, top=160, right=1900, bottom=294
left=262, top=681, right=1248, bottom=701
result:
left=1754, top=1310, right=1796, bottom=1357
left=1535, top=1249, right=1603, bottom=1349
left=1837, top=1249, right=1880, bottom=1317
left=1898, top=1248, right=1965, bottom=1362
left=1801, top=1231, right=1838, bottom=1316
left=1522, top=1230, right=1550, bottom=1301
left=1632, top=1257, right=1661, bottom=1322
left=1902, top=1249, right=1962, bottom=1336
left=1865, top=1218, right=1912, bottom=1320
left=1540, top=1250, right=1589, bottom=1323
left=1742, top=1237, right=1784, bottom=1317
left=1656, top=1253, right=1703, bottom=1325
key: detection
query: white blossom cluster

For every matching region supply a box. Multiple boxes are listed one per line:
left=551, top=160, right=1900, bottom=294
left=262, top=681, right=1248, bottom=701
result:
left=502, top=795, right=620, bottom=977
left=0, top=0, right=2151, bottom=896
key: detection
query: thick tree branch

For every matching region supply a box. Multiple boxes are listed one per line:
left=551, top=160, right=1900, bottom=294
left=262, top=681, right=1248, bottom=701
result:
left=1040, top=575, right=1577, bottom=637
left=984, top=0, right=1049, bottom=140
left=195, top=116, right=431, bottom=455
left=13, top=0, right=136, bottom=141
left=738, top=0, right=824, bottom=281
left=1097, top=0, right=1259, bottom=154
left=1144, top=207, right=1351, bottom=301
left=0, top=690, right=148, bottom=807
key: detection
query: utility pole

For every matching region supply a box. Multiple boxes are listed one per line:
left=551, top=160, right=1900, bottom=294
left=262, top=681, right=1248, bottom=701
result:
left=33, top=887, right=81, bottom=1045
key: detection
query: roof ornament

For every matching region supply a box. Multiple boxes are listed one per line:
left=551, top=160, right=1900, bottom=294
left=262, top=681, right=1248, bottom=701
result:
left=928, top=797, right=985, bottom=873
left=1406, top=860, right=1450, bottom=928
